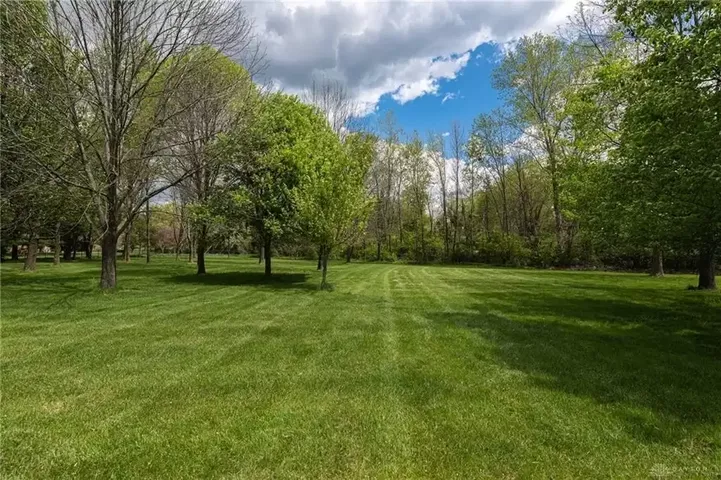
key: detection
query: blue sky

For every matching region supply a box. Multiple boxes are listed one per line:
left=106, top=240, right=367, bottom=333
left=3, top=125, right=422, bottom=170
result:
left=364, top=42, right=505, bottom=140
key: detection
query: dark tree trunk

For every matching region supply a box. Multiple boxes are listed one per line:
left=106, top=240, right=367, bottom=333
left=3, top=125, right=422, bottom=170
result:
left=549, top=154, right=563, bottom=258
left=376, top=241, right=381, bottom=261
left=483, top=191, right=490, bottom=240
left=258, top=245, right=263, bottom=264
left=53, top=223, right=61, bottom=266
left=145, top=199, right=151, bottom=264
left=72, top=243, right=77, bottom=260
left=317, top=245, right=323, bottom=270
left=345, top=245, right=353, bottom=263
left=196, top=224, right=207, bottom=275
left=264, top=238, right=272, bottom=276
left=698, top=246, right=716, bottom=290
left=321, top=246, right=330, bottom=289
left=24, top=236, right=38, bottom=272
left=63, top=234, right=73, bottom=261
left=85, top=229, right=93, bottom=259
left=123, top=223, right=132, bottom=262
left=650, top=245, right=664, bottom=277
left=100, top=232, right=118, bottom=289
left=420, top=205, right=426, bottom=263
left=11, top=244, right=19, bottom=261
left=563, top=224, right=575, bottom=264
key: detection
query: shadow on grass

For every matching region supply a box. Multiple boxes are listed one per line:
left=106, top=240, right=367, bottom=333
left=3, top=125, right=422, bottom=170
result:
left=166, top=271, right=314, bottom=290
left=442, top=275, right=721, bottom=343
left=426, top=293, right=721, bottom=445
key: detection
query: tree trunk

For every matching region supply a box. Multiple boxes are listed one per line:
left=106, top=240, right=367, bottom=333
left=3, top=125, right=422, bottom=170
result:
left=468, top=182, right=475, bottom=249
left=53, top=223, right=61, bottom=266
left=650, top=245, right=664, bottom=277
left=100, top=231, right=118, bottom=289
left=317, top=245, right=323, bottom=270
left=698, top=246, right=717, bottom=290
left=483, top=190, right=490, bottom=240
left=442, top=205, right=449, bottom=260
left=11, top=244, right=19, bottom=261
left=145, top=199, right=151, bottom=264
left=123, top=223, right=132, bottom=262
left=453, top=178, right=459, bottom=261
left=398, top=203, right=403, bottom=246
left=345, top=245, right=353, bottom=263
left=376, top=241, right=381, bottom=261
left=564, top=223, right=575, bottom=263
left=85, top=229, right=93, bottom=259
left=258, top=245, right=263, bottom=264
left=551, top=171, right=563, bottom=256
left=188, top=231, right=194, bottom=263
left=321, top=246, right=330, bottom=289
left=63, top=234, right=73, bottom=261
left=196, top=224, right=207, bottom=275
left=24, top=236, right=38, bottom=272
left=264, top=238, right=272, bottom=276
left=420, top=206, right=426, bottom=263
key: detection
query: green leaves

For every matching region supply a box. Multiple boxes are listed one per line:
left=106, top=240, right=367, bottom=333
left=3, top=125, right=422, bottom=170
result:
left=294, top=130, right=374, bottom=249
left=223, top=93, right=337, bottom=243
left=605, top=0, right=721, bottom=251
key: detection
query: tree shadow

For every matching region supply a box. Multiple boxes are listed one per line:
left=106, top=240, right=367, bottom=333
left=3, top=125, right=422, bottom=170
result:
left=0, top=273, right=96, bottom=291
left=442, top=275, right=721, bottom=346
left=166, top=271, right=314, bottom=290
left=425, top=293, right=721, bottom=446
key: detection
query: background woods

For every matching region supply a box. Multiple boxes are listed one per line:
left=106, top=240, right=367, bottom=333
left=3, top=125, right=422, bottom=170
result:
left=1, top=0, right=719, bottom=290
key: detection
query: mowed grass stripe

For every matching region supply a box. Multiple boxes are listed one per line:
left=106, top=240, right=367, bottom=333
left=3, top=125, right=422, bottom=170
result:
left=1, top=256, right=720, bottom=478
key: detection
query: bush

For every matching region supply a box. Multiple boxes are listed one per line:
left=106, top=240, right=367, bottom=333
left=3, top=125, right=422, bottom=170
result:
left=476, top=232, right=531, bottom=266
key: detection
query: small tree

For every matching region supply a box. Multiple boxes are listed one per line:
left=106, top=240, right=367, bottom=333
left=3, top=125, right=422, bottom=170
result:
left=296, top=132, right=375, bottom=289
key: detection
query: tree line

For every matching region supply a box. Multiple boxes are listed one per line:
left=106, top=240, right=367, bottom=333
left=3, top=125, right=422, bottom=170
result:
left=355, top=0, right=719, bottom=290
left=2, top=0, right=719, bottom=290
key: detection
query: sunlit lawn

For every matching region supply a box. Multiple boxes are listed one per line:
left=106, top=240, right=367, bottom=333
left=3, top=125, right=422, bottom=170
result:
left=2, top=256, right=720, bottom=478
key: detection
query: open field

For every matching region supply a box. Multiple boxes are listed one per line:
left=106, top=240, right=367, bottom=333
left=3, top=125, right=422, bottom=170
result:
left=1, top=256, right=720, bottom=478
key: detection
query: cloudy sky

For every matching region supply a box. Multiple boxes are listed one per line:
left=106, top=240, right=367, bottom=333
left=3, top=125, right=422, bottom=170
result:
left=246, top=0, right=577, bottom=137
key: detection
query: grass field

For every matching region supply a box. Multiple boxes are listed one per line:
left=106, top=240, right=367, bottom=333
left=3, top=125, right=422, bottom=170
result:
left=1, top=256, right=720, bottom=478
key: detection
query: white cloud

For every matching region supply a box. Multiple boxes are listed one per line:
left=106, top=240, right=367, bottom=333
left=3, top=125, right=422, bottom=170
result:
left=442, top=132, right=450, bottom=137
left=441, top=92, right=457, bottom=104
left=245, top=0, right=578, bottom=113
left=390, top=53, right=470, bottom=105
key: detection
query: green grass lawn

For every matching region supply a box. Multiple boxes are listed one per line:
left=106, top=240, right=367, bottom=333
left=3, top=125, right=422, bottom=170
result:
left=2, top=256, right=720, bottom=478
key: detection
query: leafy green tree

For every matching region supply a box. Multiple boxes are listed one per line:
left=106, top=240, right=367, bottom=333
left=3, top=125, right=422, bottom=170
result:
left=0, top=0, right=86, bottom=270
left=295, top=132, right=375, bottom=288
left=494, top=33, right=581, bottom=259
left=225, top=93, right=320, bottom=276
left=607, top=0, right=721, bottom=289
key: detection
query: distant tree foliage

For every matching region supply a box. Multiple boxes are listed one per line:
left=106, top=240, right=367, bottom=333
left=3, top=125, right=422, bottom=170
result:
left=1, top=0, right=717, bottom=291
